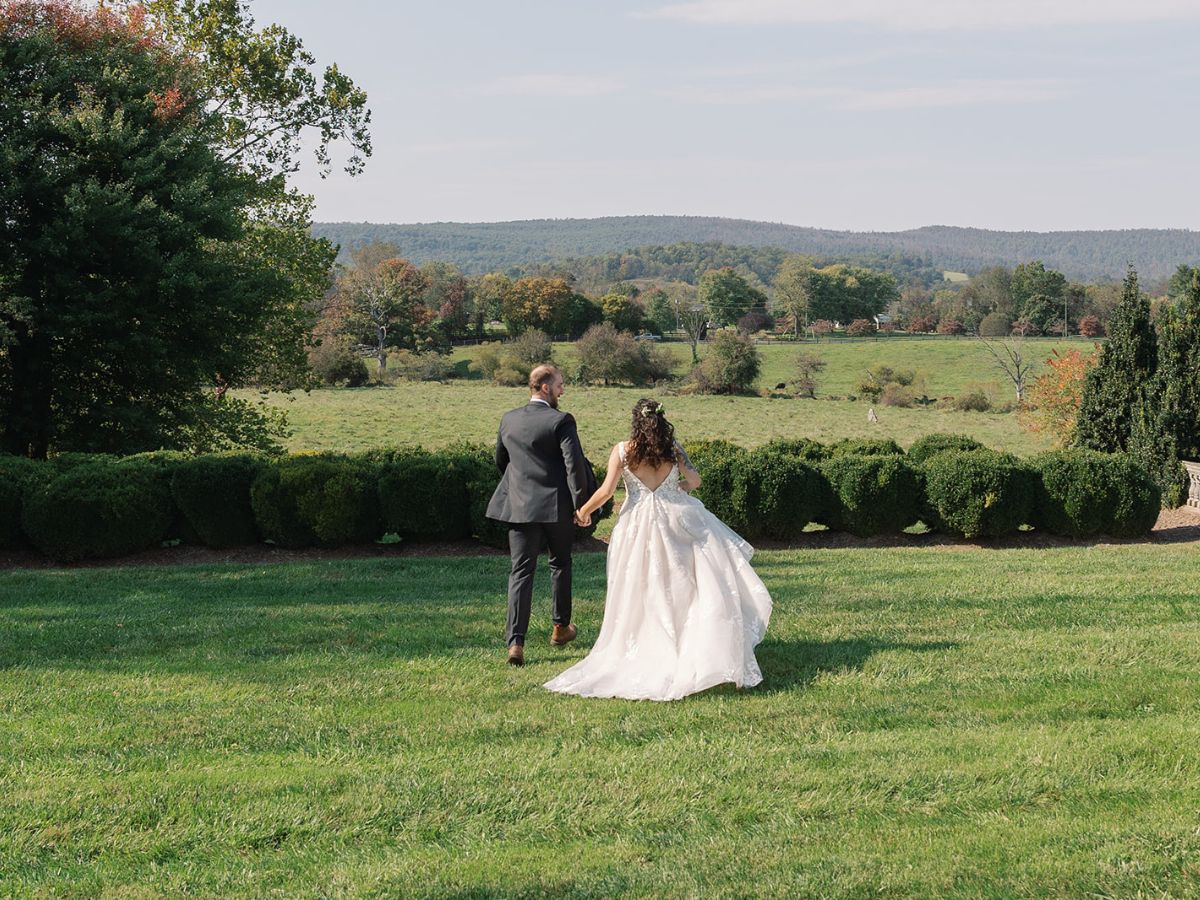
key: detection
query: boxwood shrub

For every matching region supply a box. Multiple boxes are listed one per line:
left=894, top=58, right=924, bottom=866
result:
left=1035, top=449, right=1160, bottom=537
left=684, top=439, right=749, bottom=531
left=22, top=460, right=174, bottom=561
left=732, top=448, right=827, bottom=540
left=827, top=438, right=904, bottom=458
left=171, top=453, right=268, bottom=548
left=820, top=454, right=922, bottom=536
left=251, top=454, right=381, bottom=548
left=0, top=456, right=54, bottom=549
left=906, top=433, right=986, bottom=468
left=922, top=449, right=1036, bottom=538
left=760, top=438, right=828, bottom=463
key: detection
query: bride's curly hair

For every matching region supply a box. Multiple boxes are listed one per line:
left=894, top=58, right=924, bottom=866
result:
left=626, top=398, right=675, bottom=469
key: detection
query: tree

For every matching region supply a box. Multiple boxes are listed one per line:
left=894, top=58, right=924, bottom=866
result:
left=472, top=272, right=512, bottom=335
left=643, top=288, right=676, bottom=335
left=337, top=257, right=435, bottom=371
left=698, top=268, right=765, bottom=328
left=689, top=330, right=760, bottom=394
left=807, top=264, right=899, bottom=324
left=1128, top=273, right=1200, bottom=506
left=0, top=0, right=369, bottom=457
left=1010, top=261, right=1066, bottom=311
left=979, top=311, right=1011, bottom=337
left=1075, top=266, right=1157, bottom=453
left=574, top=323, right=672, bottom=387
left=791, top=352, right=826, bottom=399
left=599, top=292, right=644, bottom=333
left=978, top=334, right=1034, bottom=403
left=421, top=261, right=471, bottom=340
left=673, top=296, right=708, bottom=364
left=1018, top=347, right=1098, bottom=446
left=771, top=255, right=813, bottom=338
left=502, top=277, right=576, bottom=335
left=1166, top=264, right=1199, bottom=303
left=1078, top=314, right=1104, bottom=337
left=847, top=318, right=877, bottom=337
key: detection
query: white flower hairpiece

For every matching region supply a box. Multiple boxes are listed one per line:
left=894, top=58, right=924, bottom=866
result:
left=641, top=402, right=664, bottom=417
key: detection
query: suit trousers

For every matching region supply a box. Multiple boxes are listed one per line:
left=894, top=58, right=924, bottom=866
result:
left=505, top=521, right=574, bottom=646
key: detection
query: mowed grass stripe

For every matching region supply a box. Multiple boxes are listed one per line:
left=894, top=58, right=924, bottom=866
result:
left=2, top=546, right=1199, bottom=896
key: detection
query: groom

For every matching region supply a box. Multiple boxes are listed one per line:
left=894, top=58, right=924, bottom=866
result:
left=486, top=364, right=594, bottom=667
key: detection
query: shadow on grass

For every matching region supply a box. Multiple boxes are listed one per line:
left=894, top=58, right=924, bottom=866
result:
left=753, top=637, right=959, bottom=694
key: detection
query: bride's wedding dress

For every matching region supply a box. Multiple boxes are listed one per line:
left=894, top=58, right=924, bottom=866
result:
left=544, top=442, right=772, bottom=701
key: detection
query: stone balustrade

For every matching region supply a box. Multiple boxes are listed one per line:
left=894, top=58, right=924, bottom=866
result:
left=1185, top=460, right=1200, bottom=511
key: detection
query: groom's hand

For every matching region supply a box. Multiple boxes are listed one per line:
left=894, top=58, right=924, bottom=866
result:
left=574, top=509, right=592, bottom=527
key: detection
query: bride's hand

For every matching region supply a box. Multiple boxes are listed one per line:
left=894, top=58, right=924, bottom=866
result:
left=575, top=509, right=592, bottom=527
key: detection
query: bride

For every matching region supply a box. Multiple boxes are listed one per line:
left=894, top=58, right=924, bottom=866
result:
left=544, top=399, right=773, bottom=701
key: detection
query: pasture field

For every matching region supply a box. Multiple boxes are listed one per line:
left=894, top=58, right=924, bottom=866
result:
left=3, top=545, right=1200, bottom=896
left=254, top=338, right=1097, bottom=457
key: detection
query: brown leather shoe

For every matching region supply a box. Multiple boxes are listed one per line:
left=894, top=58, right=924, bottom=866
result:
left=550, top=623, right=577, bottom=646
left=507, top=644, right=525, bottom=666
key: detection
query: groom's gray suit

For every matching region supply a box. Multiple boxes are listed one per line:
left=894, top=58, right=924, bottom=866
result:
left=486, top=399, right=594, bottom=647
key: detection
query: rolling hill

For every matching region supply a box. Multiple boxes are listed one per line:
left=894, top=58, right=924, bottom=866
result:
left=311, top=216, right=1200, bottom=282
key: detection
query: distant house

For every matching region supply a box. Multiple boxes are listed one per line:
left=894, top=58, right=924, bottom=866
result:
left=873, top=313, right=893, bottom=327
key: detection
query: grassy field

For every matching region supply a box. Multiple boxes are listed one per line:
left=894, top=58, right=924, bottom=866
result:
left=4, top=545, right=1200, bottom=896
left=252, top=338, right=1097, bottom=457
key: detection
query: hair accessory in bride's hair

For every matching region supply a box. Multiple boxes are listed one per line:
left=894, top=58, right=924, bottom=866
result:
left=641, top=402, right=664, bottom=417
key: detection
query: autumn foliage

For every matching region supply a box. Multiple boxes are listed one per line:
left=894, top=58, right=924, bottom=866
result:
left=1018, top=347, right=1099, bottom=446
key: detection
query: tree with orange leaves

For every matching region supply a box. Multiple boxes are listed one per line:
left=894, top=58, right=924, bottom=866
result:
left=1018, top=346, right=1099, bottom=446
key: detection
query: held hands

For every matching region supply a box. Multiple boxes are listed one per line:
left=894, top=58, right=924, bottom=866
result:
left=574, top=508, right=592, bottom=527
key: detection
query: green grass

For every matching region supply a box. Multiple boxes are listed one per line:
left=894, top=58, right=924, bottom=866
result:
left=4, top=546, right=1200, bottom=896
left=246, top=338, right=1097, bottom=457
left=255, top=380, right=1048, bottom=457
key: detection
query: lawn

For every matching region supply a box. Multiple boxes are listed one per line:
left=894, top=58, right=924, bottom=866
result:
left=248, top=337, right=1095, bottom=458
left=3, top=545, right=1200, bottom=896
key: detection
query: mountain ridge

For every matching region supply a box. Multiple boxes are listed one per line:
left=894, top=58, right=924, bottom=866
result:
left=311, top=216, right=1200, bottom=281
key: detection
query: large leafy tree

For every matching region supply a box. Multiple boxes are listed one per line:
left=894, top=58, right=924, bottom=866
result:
left=771, top=255, right=813, bottom=338
left=698, top=268, right=766, bottom=328
left=1075, top=267, right=1157, bottom=453
left=0, top=0, right=370, bottom=457
left=806, top=264, right=898, bottom=324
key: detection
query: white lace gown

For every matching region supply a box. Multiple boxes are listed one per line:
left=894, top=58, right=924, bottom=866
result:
left=544, top=442, right=773, bottom=701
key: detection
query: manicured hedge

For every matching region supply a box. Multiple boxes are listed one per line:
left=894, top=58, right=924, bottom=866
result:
left=922, top=450, right=1036, bottom=538
left=171, top=453, right=268, bottom=548
left=684, top=439, right=749, bottom=531
left=732, top=448, right=828, bottom=540
left=0, top=456, right=55, bottom=549
left=906, top=433, right=986, bottom=468
left=251, top=453, right=381, bottom=548
left=22, top=460, right=174, bottom=561
left=827, top=438, right=904, bottom=458
left=1034, top=449, right=1160, bottom=537
left=0, top=438, right=1167, bottom=562
left=820, top=453, right=923, bottom=536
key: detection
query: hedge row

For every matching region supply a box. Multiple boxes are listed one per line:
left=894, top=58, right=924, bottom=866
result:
left=0, top=434, right=1162, bottom=561
left=2, top=446, right=610, bottom=562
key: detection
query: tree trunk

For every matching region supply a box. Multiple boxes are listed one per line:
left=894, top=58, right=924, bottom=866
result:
left=376, top=324, right=387, bottom=372
left=2, top=326, right=53, bottom=459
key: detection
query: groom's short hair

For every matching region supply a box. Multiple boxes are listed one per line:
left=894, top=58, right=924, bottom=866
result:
left=529, top=364, right=561, bottom=393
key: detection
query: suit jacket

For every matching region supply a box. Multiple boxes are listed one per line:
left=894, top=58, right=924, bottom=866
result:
left=486, top=401, right=595, bottom=524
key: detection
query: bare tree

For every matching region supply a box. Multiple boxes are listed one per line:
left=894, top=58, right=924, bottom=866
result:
left=978, top=334, right=1034, bottom=402
left=673, top=297, right=708, bottom=364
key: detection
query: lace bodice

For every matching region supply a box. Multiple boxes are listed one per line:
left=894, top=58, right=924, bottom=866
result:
left=618, top=441, right=682, bottom=504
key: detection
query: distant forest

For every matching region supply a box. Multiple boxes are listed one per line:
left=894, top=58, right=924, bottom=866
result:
left=311, top=216, right=1200, bottom=283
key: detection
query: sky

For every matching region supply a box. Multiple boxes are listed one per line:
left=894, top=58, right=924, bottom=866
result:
left=250, top=0, right=1200, bottom=232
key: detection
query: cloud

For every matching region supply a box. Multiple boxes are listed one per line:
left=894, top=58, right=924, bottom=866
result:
left=641, top=0, right=1200, bottom=31
left=472, top=74, right=624, bottom=98
left=660, top=78, right=1068, bottom=109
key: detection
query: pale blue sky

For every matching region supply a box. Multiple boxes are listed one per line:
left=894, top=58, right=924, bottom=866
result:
left=252, top=0, right=1200, bottom=231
